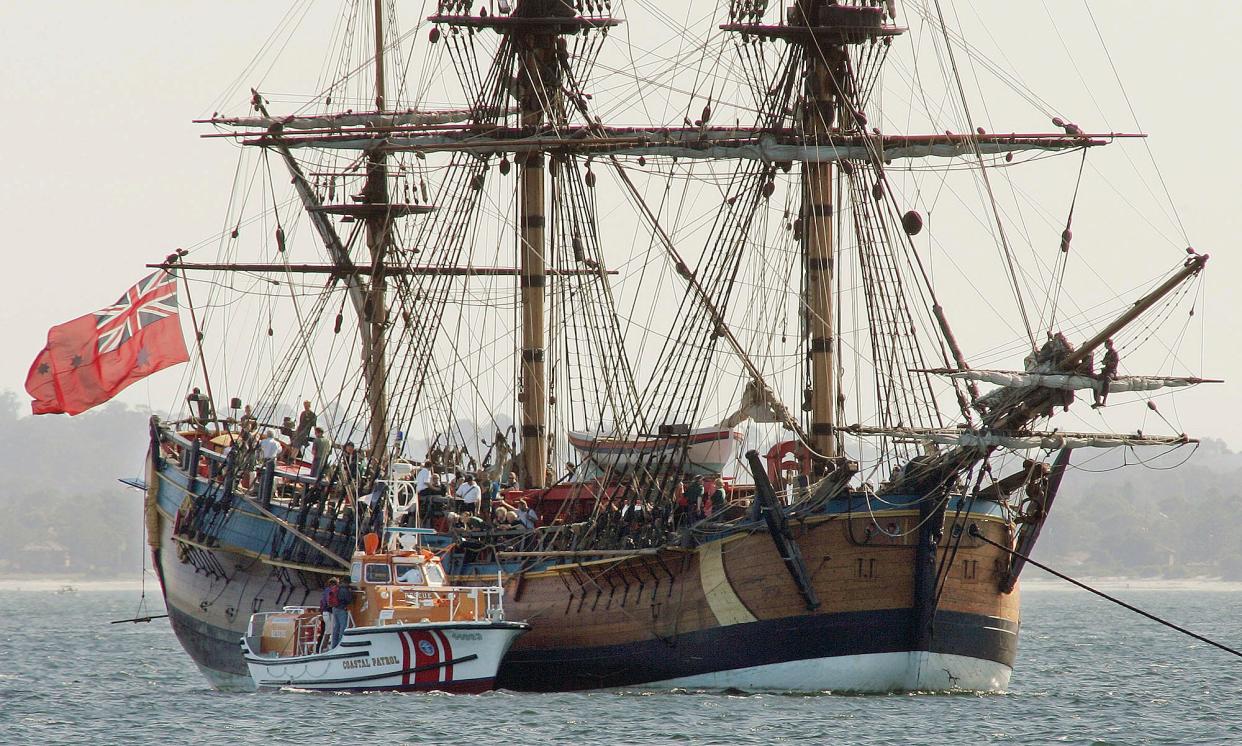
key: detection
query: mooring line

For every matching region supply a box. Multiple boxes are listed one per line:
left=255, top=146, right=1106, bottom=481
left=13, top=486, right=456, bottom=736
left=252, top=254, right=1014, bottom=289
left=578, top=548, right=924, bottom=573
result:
left=968, top=524, right=1242, bottom=660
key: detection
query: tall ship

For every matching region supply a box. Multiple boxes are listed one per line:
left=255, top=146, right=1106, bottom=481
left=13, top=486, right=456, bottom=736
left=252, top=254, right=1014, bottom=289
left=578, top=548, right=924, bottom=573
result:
left=87, top=1, right=1210, bottom=691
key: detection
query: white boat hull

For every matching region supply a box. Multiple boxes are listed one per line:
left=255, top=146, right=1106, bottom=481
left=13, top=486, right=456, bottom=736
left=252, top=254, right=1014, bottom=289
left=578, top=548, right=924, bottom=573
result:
left=645, top=651, right=1011, bottom=693
left=570, top=427, right=742, bottom=476
left=244, top=621, right=528, bottom=693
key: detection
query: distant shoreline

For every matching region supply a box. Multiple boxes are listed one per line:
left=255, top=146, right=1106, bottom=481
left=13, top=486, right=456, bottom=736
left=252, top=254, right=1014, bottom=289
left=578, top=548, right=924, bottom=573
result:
left=1018, top=576, right=1242, bottom=592
left=0, top=575, right=149, bottom=592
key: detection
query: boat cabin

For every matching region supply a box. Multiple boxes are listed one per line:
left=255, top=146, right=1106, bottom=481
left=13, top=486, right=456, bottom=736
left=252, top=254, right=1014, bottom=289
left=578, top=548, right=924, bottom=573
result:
left=243, top=529, right=507, bottom=661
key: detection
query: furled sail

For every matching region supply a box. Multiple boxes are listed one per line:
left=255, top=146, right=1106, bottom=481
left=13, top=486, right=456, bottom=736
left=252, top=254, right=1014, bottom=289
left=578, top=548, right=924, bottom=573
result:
left=719, top=380, right=787, bottom=428
left=920, top=368, right=1218, bottom=394
left=840, top=424, right=1193, bottom=450
left=205, top=108, right=476, bottom=130
left=244, top=129, right=1126, bottom=162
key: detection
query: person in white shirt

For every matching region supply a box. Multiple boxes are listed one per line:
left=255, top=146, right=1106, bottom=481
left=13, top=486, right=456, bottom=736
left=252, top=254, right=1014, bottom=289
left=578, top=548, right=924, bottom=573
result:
left=258, top=431, right=281, bottom=462
left=456, top=474, right=481, bottom=512
left=415, top=461, right=432, bottom=493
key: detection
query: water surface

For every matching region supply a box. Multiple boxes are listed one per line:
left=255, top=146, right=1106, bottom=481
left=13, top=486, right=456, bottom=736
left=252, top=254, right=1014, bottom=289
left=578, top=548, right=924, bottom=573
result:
left=8, top=584, right=1242, bottom=745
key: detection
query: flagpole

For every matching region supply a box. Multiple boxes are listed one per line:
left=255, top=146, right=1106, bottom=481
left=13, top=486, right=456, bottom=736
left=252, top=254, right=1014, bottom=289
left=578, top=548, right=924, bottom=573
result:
left=173, top=253, right=219, bottom=428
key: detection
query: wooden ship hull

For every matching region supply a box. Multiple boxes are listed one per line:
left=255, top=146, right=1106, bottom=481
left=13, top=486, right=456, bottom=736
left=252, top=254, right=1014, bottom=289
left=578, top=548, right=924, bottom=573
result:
left=496, top=506, right=1017, bottom=692
left=146, top=428, right=1019, bottom=693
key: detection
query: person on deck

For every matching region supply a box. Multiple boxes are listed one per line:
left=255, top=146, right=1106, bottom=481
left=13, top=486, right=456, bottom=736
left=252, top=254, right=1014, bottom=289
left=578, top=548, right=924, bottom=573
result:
left=415, top=461, right=432, bottom=494
left=684, top=475, right=705, bottom=520
left=338, top=442, right=359, bottom=487
left=456, top=474, right=481, bottom=513
left=238, top=405, right=258, bottom=434
left=319, top=578, right=337, bottom=651
left=1093, top=338, right=1120, bottom=409
left=708, top=477, right=727, bottom=516
left=672, top=479, right=689, bottom=526
left=278, top=416, right=296, bottom=462
left=328, top=577, right=353, bottom=648
left=515, top=499, right=538, bottom=531
left=311, top=427, right=332, bottom=478
left=291, top=400, right=316, bottom=458
left=258, top=431, right=281, bottom=463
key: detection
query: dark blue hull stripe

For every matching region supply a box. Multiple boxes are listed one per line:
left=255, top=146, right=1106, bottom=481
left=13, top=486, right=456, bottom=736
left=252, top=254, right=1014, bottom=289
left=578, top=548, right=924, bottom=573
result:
left=497, top=609, right=1018, bottom=691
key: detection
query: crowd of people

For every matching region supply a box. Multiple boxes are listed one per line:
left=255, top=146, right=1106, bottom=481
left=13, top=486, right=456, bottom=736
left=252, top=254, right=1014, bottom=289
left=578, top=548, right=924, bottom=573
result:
left=186, top=391, right=745, bottom=545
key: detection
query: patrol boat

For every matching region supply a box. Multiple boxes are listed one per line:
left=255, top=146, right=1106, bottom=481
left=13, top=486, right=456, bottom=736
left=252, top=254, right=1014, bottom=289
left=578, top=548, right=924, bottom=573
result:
left=241, top=530, right=528, bottom=693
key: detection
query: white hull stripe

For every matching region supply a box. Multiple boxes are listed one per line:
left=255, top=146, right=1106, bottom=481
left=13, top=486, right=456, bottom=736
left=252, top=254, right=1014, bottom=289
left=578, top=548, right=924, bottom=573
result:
left=644, top=651, right=1012, bottom=693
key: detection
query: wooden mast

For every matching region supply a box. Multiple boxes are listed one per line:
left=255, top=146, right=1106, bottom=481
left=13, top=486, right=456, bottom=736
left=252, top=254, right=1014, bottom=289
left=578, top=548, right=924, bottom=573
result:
left=801, top=0, right=841, bottom=465
left=516, top=12, right=556, bottom=489
left=714, top=3, right=901, bottom=470
left=363, top=0, right=390, bottom=461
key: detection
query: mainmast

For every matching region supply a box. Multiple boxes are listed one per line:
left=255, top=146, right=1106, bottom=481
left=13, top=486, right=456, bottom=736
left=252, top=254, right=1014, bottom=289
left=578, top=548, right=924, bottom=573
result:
left=516, top=27, right=553, bottom=489
left=724, top=2, right=904, bottom=469
left=363, top=0, right=390, bottom=460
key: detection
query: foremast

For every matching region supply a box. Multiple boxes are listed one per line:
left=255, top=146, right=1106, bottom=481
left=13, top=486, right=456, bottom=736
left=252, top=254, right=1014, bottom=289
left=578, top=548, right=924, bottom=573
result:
left=800, top=1, right=841, bottom=463
left=431, top=0, right=621, bottom=489
left=363, top=0, right=391, bottom=463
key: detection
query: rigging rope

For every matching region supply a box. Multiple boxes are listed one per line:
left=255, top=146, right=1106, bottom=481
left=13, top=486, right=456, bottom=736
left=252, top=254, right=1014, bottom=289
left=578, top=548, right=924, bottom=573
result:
left=929, top=0, right=1037, bottom=352
left=970, top=525, right=1242, bottom=661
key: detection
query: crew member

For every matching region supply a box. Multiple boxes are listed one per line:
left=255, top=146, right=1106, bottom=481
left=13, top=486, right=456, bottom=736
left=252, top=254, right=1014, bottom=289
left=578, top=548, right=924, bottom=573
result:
left=1093, top=338, right=1120, bottom=408
left=311, top=426, right=332, bottom=477
left=291, top=400, right=316, bottom=458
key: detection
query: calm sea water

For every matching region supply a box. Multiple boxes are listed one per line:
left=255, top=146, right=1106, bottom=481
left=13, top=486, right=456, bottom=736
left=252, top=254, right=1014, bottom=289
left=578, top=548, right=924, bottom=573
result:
left=7, top=585, right=1242, bottom=745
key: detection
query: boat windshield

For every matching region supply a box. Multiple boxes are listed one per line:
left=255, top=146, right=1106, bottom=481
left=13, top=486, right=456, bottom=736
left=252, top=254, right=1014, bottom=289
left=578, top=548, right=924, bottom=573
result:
left=394, top=563, right=425, bottom=585
left=424, top=563, right=445, bottom=585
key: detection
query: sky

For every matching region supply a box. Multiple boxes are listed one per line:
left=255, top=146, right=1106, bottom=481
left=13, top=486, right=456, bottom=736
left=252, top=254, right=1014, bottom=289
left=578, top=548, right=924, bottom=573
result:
left=1, top=1, right=1239, bottom=450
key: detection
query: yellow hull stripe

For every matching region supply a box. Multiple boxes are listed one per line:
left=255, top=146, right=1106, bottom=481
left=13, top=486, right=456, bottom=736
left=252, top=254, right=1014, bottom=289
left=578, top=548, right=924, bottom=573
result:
left=699, top=536, right=758, bottom=625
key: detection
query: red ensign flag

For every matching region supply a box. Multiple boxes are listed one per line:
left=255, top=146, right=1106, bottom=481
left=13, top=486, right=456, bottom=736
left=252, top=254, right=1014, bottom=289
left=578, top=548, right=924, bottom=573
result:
left=25, top=270, right=189, bottom=415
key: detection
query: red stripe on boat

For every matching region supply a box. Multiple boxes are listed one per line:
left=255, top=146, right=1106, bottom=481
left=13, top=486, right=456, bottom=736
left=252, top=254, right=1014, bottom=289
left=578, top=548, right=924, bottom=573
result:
left=435, top=629, right=455, bottom=683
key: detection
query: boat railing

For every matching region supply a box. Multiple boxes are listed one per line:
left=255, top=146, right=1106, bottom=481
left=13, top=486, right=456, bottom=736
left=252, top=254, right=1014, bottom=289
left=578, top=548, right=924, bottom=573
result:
left=244, top=606, right=326, bottom=658
left=373, top=583, right=507, bottom=624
